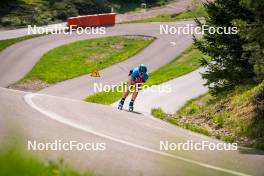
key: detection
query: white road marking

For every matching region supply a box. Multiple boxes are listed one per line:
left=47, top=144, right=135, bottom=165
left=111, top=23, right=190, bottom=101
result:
left=24, top=93, right=251, bottom=176
left=170, top=41, right=177, bottom=46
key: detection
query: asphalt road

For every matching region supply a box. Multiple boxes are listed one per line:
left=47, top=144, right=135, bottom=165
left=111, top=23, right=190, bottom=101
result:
left=0, top=21, right=264, bottom=176
left=0, top=21, right=196, bottom=99
left=1, top=88, right=264, bottom=176
left=0, top=23, right=67, bottom=40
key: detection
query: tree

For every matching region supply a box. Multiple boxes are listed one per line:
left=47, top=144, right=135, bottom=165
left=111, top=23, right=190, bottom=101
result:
left=234, top=0, right=264, bottom=81
left=194, top=0, right=257, bottom=93
left=74, top=0, right=111, bottom=15
left=0, top=0, right=22, bottom=17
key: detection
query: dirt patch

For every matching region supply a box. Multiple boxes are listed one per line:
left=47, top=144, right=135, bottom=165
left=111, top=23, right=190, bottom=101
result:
left=86, top=53, right=109, bottom=64
left=110, top=42, right=124, bottom=49
left=8, top=79, right=49, bottom=92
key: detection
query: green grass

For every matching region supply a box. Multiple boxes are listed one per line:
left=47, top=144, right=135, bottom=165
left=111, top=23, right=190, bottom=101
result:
left=151, top=108, right=211, bottom=136
left=220, top=136, right=236, bottom=143
left=213, top=113, right=228, bottom=127
left=18, top=36, right=154, bottom=84
left=0, top=141, right=95, bottom=176
left=151, top=108, right=168, bottom=119
left=183, top=123, right=211, bottom=136
left=151, top=108, right=179, bottom=126
left=85, top=46, right=205, bottom=105
left=85, top=84, right=124, bottom=105
left=125, top=6, right=207, bottom=23
left=177, top=93, right=212, bottom=115
left=0, top=34, right=44, bottom=52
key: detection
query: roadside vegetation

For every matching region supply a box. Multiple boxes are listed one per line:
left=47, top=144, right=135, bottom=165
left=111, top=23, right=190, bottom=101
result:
left=0, top=141, right=95, bottom=176
left=85, top=46, right=205, bottom=104
left=0, top=0, right=174, bottom=27
left=176, top=81, right=264, bottom=149
left=152, top=81, right=264, bottom=149
left=152, top=0, right=264, bottom=150
left=1, top=0, right=109, bottom=27
left=126, top=6, right=207, bottom=23
left=15, top=36, right=153, bottom=90
left=0, top=34, right=44, bottom=52
left=151, top=108, right=211, bottom=136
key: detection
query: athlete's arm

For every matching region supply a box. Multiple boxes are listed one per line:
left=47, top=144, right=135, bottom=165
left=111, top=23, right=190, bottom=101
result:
left=130, top=70, right=139, bottom=81
left=143, top=73, right=149, bottom=83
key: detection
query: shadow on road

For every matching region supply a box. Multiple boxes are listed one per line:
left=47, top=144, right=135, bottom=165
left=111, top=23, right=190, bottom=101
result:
left=238, top=147, right=264, bottom=155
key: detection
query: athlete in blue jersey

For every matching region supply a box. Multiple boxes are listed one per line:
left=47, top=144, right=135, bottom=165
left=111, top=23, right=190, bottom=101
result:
left=118, top=64, right=149, bottom=111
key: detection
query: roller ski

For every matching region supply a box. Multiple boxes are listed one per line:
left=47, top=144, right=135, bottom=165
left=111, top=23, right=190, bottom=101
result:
left=118, top=98, right=125, bottom=110
left=128, top=100, right=134, bottom=112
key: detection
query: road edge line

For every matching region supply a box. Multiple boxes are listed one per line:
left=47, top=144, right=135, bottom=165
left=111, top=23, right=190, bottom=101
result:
left=23, top=93, right=251, bottom=176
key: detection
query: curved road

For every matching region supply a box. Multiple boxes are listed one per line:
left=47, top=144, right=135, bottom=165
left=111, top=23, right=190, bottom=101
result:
left=0, top=21, right=264, bottom=176
left=0, top=21, right=196, bottom=99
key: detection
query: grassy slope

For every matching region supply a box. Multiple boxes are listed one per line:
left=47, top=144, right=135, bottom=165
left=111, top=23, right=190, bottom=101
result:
left=151, top=108, right=211, bottom=136
left=125, top=6, right=207, bottom=23
left=18, top=36, right=153, bottom=84
left=0, top=34, right=43, bottom=52
left=85, top=46, right=205, bottom=104
left=0, top=142, right=95, bottom=176
left=177, top=81, right=264, bottom=149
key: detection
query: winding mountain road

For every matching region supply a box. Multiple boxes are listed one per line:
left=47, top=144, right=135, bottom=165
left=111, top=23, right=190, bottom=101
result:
left=0, top=21, right=264, bottom=176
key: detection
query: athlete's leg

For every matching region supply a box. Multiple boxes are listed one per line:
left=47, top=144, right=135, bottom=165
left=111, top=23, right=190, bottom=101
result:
left=131, top=82, right=142, bottom=101
left=129, top=83, right=141, bottom=111
left=131, top=91, right=138, bottom=101
left=122, top=76, right=133, bottom=99
left=119, top=76, right=133, bottom=108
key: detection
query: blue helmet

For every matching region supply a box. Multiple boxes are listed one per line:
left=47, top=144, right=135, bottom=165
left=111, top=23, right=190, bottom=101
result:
left=139, top=64, right=147, bottom=73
